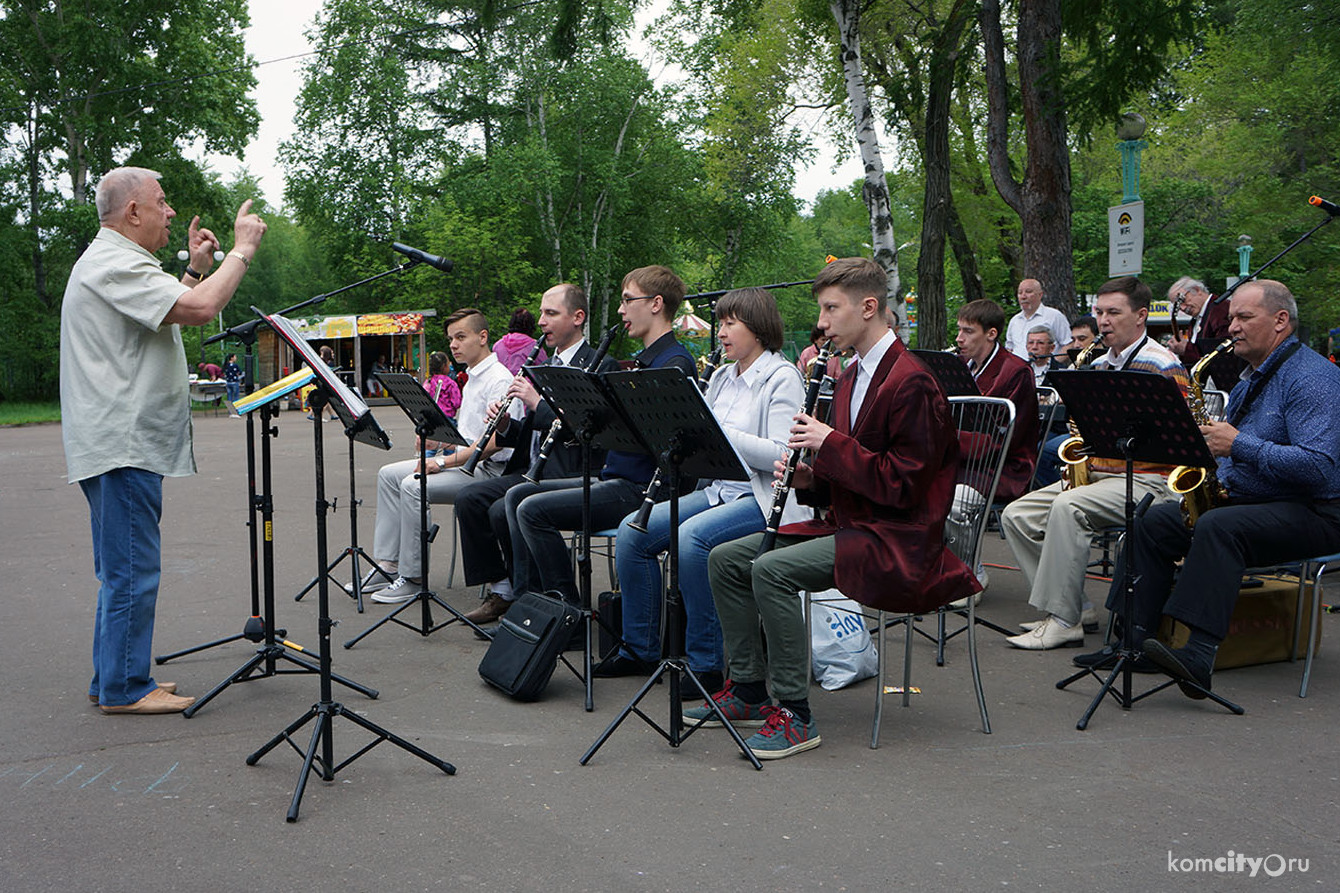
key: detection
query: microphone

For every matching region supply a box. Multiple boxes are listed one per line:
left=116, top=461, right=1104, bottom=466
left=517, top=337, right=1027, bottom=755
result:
left=1309, top=195, right=1340, bottom=216
left=392, top=242, right=454, bottom=272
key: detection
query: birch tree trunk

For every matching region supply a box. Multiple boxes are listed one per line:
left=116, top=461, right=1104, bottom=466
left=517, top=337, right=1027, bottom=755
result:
left=830, top=0, right=904, bottom=335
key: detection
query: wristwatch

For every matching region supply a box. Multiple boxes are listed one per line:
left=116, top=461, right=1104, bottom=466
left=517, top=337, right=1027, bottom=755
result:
left=435, top=455, right=446, bottom=469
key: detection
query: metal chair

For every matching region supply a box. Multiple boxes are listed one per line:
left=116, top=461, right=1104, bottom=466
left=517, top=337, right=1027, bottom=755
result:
left=809, top=396, right=1014, bottom=745
left=1292, top=552, right=1337, bottom=697
left=1203, top=388, right=1229, bottom=422
left=1243, top=552, right=1338, bottom=697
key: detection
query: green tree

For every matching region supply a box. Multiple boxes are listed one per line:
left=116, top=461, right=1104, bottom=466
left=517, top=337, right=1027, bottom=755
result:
left=0, top=0, right=258, bottom=306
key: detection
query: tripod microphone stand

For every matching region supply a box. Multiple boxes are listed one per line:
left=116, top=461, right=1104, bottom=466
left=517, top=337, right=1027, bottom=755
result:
left=342, top=372, right=490, bottom=647
left=155, top=313, right=378, bottom=717
left=576, top=370, right=761, bottom=768
left=1050, top=370, right=1244, bottom=729
left=246, top=386, right=454, bottom=821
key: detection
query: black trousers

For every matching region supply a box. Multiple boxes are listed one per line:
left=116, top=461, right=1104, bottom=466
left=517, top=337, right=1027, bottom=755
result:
left=1107, top=499, right=1340, bottom=641
left=455, top=473, right=528, bottom=587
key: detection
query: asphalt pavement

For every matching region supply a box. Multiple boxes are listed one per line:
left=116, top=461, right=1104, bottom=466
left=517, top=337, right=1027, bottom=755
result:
left=0, top=411, right=1333, bottom=892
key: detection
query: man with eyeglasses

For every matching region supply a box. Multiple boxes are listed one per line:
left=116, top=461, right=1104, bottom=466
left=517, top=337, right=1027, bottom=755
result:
left=1167, top=276, right=1244, bottom=386
left=505, top=265, right=698, bottom=607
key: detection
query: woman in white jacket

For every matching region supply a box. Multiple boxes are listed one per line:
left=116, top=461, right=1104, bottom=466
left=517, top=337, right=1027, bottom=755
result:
left=596, top=288, right=806, bottom=693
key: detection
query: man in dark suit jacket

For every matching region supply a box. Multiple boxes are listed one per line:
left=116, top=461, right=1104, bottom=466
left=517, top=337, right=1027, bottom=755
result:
left=456, top=283, right=615, bottom=624
left=1168, top=276, right=1245, bottom=387
left=956, top=299, right=1039, bottom=503
left=695, top=257, right=977, bottom=760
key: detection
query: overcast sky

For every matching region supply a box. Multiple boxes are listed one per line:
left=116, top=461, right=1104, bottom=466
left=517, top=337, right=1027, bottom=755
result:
left=204, top=1, right=863, bottom=212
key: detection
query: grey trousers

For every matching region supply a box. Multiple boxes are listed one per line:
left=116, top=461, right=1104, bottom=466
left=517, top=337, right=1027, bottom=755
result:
left=372, top=457, right=502, bottom=580
left=708, top=532, right=836, bottom=703
left=999, top=472, right=1173, bottom=625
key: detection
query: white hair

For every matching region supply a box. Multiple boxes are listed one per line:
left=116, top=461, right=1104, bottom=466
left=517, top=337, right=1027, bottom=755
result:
left=94, top=167, right=161, bottom=222
left=1168, top=275, right=1208, bottom=297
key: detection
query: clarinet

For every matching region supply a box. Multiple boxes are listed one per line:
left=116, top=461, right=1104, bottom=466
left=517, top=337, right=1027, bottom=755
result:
left=697, top=345, right=723, bottom=393
left=755, top=339, right=835, bottom=558
left=461, top=339, right=547, bottom=476
left=628, top=346, right=724, bottom=532
left=522, top=322, right=621, bottom=484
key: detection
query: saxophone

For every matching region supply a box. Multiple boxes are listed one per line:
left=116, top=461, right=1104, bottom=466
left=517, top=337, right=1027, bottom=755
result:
left=1168, top=336, right=1239, bottom=528
left=1057, top=337, right=1106, bottom=490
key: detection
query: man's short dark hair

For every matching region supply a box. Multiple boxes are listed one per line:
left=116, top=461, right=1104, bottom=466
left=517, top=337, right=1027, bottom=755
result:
left=551, top=283, right=588, bottom=316
left=444, top=307, right=488, bottom=335
left=1096, top=276, right=1152, bottom=312
left=812, top=257, right=887, bottom=312
left=1071, top=315, right=1098, bottom=337
left=622, top=266, right=685, bottom=319
left=716, top=287, right=785, bottom=352
left=957, top=299, right=1005, bottom=336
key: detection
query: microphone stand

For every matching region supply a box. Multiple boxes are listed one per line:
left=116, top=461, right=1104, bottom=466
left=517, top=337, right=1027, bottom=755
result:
left=1211, top=211, right=1334, bottom=305
left=685, top=279, right=815, bottom=357
left=154, top=264, right=425, bottom=711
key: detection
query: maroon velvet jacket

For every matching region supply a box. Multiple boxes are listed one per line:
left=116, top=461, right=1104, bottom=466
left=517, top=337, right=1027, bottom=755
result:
left=971, top=346, right=1039, bottom=502
left=1182, top=295, right=1247, bottom=384
left=785, top=338, right=979, bottom=613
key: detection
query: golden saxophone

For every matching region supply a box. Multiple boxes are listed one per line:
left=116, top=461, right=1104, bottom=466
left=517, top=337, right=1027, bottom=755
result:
left=1168, top=336, right=1239, bottom=528
left=1058, top=337, right=1106, bottom=490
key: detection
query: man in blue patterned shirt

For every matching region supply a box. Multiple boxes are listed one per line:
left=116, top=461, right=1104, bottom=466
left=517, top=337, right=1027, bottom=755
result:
left=1085, top=279, right=1340, bottom=697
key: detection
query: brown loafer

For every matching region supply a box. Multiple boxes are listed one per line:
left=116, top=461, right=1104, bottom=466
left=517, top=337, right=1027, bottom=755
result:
left=463, top=593, right=513, bottom=624
left=100, top=687, right=195, bottom=714
left=89, top=682, right=177, bottom=703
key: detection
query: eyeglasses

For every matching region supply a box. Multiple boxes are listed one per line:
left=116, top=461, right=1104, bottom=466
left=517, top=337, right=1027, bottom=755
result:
left=619, top=294, right=657, bottom=307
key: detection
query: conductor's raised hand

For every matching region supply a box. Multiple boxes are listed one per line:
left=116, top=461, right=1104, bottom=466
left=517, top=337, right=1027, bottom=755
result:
left=232, top=198, right=267, bottom=254
left=186, top=215, right=220, bottom=275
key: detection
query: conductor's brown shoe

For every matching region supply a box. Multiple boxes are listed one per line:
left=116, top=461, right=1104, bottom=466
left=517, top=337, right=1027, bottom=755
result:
left=100, top=688, right=195, bottom=715
left=89, top=682, right=177, bottom=703
left=463, top=593, right=513, bottom=625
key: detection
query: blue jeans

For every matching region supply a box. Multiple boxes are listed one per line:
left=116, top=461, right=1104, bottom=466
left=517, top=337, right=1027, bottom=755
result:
left=226, top=381, right=241, bottom=403
left=1034, top=433, right=1067, bottom=488
left=80, top=468, right=165, bottom=706
left=615, top=491, right=764, bottom=673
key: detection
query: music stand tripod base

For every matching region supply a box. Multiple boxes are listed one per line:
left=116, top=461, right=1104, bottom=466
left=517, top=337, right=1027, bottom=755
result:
left=1046, top=369, right=1245, bottom=729
left=342, top=372, right=490, bottom=647
left=246, top=380, right=454, bottom=821
left=563, top=369, right=760, bottom=768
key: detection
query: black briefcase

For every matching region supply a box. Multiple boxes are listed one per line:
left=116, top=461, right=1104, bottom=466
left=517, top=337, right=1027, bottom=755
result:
left=478, top=592, right=580, bottom=701
left=597, top=590, right=621, bottom=660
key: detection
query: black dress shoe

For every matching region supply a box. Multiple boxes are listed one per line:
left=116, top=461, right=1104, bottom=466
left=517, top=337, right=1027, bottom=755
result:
left=680, top=670, right=724, bottom=701
left=1073, top=644, right=1120, bottom=670
left=1072, top=644, right=1161, bottom=673
left=593, top=653, right=654, bottom=678
left=1142, top=638, right=1213, bottom=700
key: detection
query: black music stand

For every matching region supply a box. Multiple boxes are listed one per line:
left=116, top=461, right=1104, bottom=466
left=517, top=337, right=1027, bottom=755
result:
left=578, top=369, right=762, bottom=769
left=293, top=427, right=394, bottom=612
left=342, top=371, right=488, bottom=647
left=523, top=363, right=645, bottom=711
left=245, top=315, right=454, bottom=822
left=912, top=350, right=981, bottom=397
left=1048, top=369, right=1244, bottom=729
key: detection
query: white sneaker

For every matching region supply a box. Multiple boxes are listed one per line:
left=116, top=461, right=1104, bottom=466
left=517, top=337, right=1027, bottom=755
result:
left=1005, top=616, right=1084, bottom=650
left=358, top=566, right=399, bottom=593
left=1020, top=606, right=1099, bottom=633
left=949, top=591, right=983, bottom=610
left=370, top=576, right=421, bottom=604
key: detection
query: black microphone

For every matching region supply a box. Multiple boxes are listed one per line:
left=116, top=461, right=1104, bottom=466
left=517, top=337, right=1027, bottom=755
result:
left=1310, top=195, right=1340, bottom=216
left=392, top=242, right=454, bottom=272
